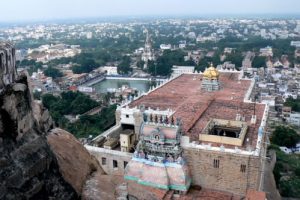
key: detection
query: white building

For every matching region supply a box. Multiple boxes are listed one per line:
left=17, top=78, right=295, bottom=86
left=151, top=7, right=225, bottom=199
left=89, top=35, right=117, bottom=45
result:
left=160, top=44, right=172, bottom=50
left=78, top=86, right=94, bottom=93
left=103, top=66, right=118, bottom=76
left=86, top=32, right=93, bottom=39
left=287, top=113, right=300, bottom=126
left=217, top=62, right=236, bottom=71
left=196, top=36, right=217, bottom=43
left=224, top=48, right=235, bottom=54
left=291, top=41, right=300, bottom=48
left=260, top=29, right=267, bottom=39
left=260, top=46, right=273, bottom=57
left=171, top=65, right=195, bottom=77
left=178, top=41, right=186, bottom=49
left=279, top=147, right=292, bottom=154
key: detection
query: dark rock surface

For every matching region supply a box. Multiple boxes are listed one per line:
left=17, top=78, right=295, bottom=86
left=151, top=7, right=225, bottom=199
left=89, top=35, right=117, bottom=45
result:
left=0, top=74, right=79, bottom=200
left=0, top=42, right=18, bottom=90
left=0, top=42, right=104, bottom=200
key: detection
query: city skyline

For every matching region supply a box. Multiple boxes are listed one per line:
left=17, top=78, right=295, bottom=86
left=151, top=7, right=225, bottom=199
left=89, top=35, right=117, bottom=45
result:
left=1, top=0, right=300, bottom=22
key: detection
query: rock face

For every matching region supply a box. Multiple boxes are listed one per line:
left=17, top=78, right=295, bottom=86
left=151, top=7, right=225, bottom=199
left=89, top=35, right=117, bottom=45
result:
left=0, top=42, right=104, bottom=199
left=0, top=75, right=78, bottom=199
left=47, top=128, right=105, bottom=195
left=82, top=173, right=127, bottom=200
left=0, top=42, right=18, bottom=90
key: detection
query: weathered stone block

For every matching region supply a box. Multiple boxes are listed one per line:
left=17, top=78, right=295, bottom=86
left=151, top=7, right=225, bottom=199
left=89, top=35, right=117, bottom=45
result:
left=12, top=83, right=27, bottom=92
left=6, top=169, right=25, bottom=188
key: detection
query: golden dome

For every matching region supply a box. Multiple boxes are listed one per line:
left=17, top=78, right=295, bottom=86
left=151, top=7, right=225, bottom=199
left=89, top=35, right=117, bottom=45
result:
left=203, top=63, right=219, bottom=79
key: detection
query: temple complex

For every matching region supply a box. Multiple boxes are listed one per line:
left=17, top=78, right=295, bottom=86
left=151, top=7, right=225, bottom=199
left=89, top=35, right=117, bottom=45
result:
left=86, top=64, right=268, bottom=199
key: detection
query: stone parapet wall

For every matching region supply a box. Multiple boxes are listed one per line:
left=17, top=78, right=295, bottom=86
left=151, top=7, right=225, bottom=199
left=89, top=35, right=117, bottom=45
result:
left=183, top=147, right=262, bottom=196
left=86, top=145, right=132, bottom=175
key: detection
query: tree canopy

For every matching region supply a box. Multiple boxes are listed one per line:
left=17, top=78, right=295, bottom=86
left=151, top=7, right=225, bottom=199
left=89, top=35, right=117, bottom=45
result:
left=196, top=54, right=221, bottom=72
left=44, top=67, right=63, bottom=78
left=224, top=52, right=243, bottom=68
left=271, top=126, right=300, bottom=148
left=42, top=91, right=118, bottom=138
left=148, top=49, right=191, bottom=76
left=284, top=97, right=300, bottom=112
left=66, top=104, right=117, bottom=138
left=252, top=56, right=266, bottom=68
left=117, top=56, right=132, bottom=75
left=72, top=58, right=97, bottom=74
left=42, top=91, right=100, bottom=127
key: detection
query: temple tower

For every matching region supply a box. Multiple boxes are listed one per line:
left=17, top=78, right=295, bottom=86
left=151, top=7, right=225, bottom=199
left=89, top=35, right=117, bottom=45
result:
left=141, top=29, right=154, bottom=69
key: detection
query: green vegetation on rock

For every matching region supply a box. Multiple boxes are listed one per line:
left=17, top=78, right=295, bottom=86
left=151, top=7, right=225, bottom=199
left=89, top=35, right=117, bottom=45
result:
left=66, top=104, right=117, bottom=138
left=42, top=91, right=99, bottom=126
left=42, top=91, right=117, bottom=138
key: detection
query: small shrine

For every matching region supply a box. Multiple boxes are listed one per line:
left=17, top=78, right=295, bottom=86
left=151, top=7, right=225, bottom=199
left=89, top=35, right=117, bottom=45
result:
left=201, top=63, right=220, bottom=91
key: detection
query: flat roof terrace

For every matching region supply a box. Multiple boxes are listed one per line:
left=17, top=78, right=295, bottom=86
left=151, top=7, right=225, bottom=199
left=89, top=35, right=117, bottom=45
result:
left=129, top=73, right=265, bottom=150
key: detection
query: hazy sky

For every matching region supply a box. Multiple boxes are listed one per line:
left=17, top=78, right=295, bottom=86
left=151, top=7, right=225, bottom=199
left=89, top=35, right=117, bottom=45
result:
left=1, top=0, right=300, bottom=22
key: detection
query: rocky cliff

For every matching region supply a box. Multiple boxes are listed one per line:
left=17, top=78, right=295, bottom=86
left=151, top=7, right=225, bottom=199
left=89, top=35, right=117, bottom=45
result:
left=0, top=42, right=104, bottom=200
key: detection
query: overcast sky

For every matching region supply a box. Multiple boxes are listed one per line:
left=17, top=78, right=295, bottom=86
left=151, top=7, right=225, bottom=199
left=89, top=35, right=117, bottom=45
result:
left=1, top=0, right=300, bottom=22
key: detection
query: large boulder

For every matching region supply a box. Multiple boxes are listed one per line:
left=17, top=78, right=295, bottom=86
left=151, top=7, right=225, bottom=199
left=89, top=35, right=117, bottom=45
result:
left=82, top=173, right=127, bottom=200
left=47, top=128, right=104, bottom=195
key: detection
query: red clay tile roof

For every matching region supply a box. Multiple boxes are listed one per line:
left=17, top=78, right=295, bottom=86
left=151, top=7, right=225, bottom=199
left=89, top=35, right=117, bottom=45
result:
left=179, top=188, right=238, bottom=200
left=129, top=73, right=265, bottom=150
left=127, top=181, right=242, bottom=200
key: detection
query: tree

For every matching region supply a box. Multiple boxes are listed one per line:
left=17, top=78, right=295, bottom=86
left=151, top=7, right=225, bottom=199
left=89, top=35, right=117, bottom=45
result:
left=117, top=56, right=132, bottom=75
left=284, top=97, right=300, bottom=112
left=148, top=50, right=189, bottom=76
left=252, top=56, right=266, bottom=68
left=66, top=104, right=117, bottom=138
left=271, top=126, right=300, bottom=148
left=42, top=94, right=60, bottom=109
left=196, top=58, right=210, bottom=72
left=44, top=67, right=63, bottom=78
left=70, top=94, right=99, bottom=115
left=224, top=52, right=243, bottom=68
left=72, top=58, right=97, bottom=74
left=137, top=60, right=145, bottom=69
left=42, top=91, right=100, bottom=116
left=18, top=59, right=36, bottom=66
